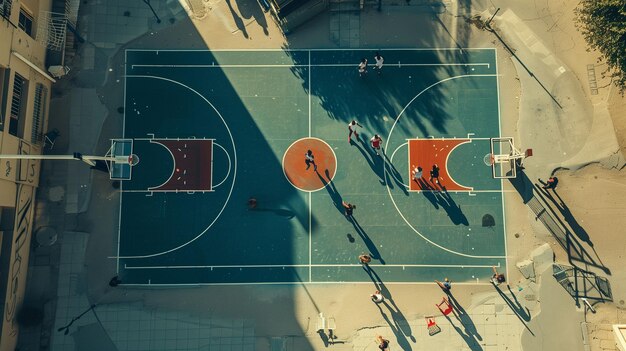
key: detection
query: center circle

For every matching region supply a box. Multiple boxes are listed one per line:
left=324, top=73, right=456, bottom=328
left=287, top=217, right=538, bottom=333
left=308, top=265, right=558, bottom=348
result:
left=282, top=137, right=337, bottom=192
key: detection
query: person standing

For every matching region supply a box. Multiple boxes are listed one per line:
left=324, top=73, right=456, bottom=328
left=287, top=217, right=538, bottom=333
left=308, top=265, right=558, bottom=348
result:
left=540, top=176, right=558, bottom=190
left=370, top=290, right=384, bottom=303
left=370, top=134, right=383, bottom=155
left=305, top=150, right=317, bottom=171
left=491, top=266, right=506, bottom=286
left=374, top=52, right=384, bottom=75
left=358, top=58, right=368, bottom=77
left=376, top=335, right=390, bottom=350
left=359, top=253, right=372, bottom=265
left=348, top=120, right=363, bottom=142
left=412, top=166, right=423, bottom=182
left=429, top=164, right=441, bottom=186
left=342, top=201, right=356, bottom=217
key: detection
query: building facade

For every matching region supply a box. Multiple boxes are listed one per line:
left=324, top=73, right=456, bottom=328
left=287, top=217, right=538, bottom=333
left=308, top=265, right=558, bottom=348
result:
left=0, top=0, right=56, bottom=349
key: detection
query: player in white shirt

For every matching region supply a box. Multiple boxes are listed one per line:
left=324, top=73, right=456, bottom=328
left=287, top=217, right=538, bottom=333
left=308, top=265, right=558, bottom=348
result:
left=374, top=52, right=384, bottom=74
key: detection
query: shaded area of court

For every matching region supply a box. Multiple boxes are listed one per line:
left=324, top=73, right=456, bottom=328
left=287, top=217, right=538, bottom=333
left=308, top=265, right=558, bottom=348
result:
left=118, top=49, right=506, bottom=285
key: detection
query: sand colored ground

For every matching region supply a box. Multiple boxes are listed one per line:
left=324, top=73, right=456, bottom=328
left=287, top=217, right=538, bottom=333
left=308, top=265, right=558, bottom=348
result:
left=23, top=0, right=626, bottom=350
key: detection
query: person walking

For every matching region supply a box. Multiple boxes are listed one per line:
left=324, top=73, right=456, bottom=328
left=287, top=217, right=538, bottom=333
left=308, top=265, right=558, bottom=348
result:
left=374, top=52, right=384, bottom=75
left=370, top=290, right=384, bottom=303
left=376, top=335, right=390, bottom=350
left=429, top=164, right=441, bottom=186
left=540, top=176, right=558, bottom=190
left=370, top=134, right=383, bottom=155
left=358, top=58, right=368, bottom=77
left=305, top=150, right=317, bottom=171
left=348, top=120, right=363, bottom=142
left=342, top=201, right=356, bottom=217
left=491, top=266, right=506, bottom=286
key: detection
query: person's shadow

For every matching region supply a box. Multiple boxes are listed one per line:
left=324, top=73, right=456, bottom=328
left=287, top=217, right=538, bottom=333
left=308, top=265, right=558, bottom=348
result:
left=317, top=169, right=344, bottom=214
left=434, top=190, right=469, bottom=225
left=225, top=0, right=249, bottom=38
left=435, top=284, right=482, bottom=341
left=352, top=136, right=386, bottom=185
left=348, top=216, right=385, bottom=264
left=368, top=267, right=416, bottom=349
left=442, top=313, right=484, bottom=351
left=545, top=189, right=592, bottom=245
left=417, top=178, right=439, bottom=209
left=494, top=284, right=531, bottom=322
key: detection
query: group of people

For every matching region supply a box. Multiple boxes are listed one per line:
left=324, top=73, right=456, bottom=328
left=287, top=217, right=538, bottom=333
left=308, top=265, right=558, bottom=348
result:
left=359, top=52, right=385, bottom=77
left=412, top=164, right=442, bottom=189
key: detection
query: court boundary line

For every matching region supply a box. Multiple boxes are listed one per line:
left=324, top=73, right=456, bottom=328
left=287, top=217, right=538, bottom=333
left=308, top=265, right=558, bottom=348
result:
left=131, top=63, right=491, bottom=69
left=124, top=262, right=500, bottom=269
left=121, top=282, right=497, bottom=287
left=116, top=75, right=237, bottom=259
left=126, top=48, right=497, bottom=52
left=384, top=73, right=505, bottom=259
left=494, top=48, right=510, bottom=280
left=116, top=50, right=129, bottom=273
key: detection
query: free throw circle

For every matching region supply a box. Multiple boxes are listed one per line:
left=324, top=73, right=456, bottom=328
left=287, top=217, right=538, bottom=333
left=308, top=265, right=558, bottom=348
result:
left=283, top=137, right=337, bottom=192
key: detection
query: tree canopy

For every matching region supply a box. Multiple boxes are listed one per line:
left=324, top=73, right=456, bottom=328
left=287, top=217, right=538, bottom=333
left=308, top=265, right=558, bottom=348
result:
left=575, top=0, right=626, bottom=92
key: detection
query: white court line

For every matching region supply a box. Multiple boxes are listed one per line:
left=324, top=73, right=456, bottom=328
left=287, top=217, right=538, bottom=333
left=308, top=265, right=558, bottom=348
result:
left=131, top=63, right=490, bottom=69
left=383, top=74, right=505, bottom=259
left=116, top=75, right=237, bottom=259
left=126, top=48, right=497, bottom=52
left=146, top=140, right=176, bottom=191
left=122, top=281, right=497, bottom=287
left=124, top=263, right=498, bottom=269
left=212, top=142, right=232, bottom=188
left=390, top=142, right=409, bottom=188
left=495, top=48, right=510, bottom=279
left=117, top=50, right=129, bottom=274
left=121, top=189, right=214, bottom=193
left=308, top=192, right=312, bottom=282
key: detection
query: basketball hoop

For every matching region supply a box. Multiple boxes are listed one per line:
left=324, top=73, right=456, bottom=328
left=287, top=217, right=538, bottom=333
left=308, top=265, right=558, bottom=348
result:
left=483, top=153, right=494, bottom=166
left=128, top=154, right=140, bottom=166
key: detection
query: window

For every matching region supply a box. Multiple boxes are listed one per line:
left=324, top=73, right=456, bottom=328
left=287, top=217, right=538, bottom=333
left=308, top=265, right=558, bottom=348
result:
left=31, top=84, right=47, bottom=144
left=18, top=7, right=33, bottom=37
left=0, top=0, right=13, bottom=20
left=9, top=73, right=28, bottom=138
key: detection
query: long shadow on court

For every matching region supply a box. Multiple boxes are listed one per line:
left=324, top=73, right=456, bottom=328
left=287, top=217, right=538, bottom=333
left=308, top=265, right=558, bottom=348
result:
left=434, top=190, right=469, bottom=225
left=349, top=217, right=385, bottom=264
left=382, top=151, right=409, bottom=196
left=352, top=134, right=386, bottom=186
left=493, top=283, right=534, bottom=336
left=317, top=169, right=345, bottom=214
left=366, top=267, right=416, bottom=349
left=442, top=314, right=484, bottom=351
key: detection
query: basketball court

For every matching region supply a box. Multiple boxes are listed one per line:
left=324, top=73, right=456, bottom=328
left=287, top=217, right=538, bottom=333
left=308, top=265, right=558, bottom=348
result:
left=114, top=48, right=514, bottom=285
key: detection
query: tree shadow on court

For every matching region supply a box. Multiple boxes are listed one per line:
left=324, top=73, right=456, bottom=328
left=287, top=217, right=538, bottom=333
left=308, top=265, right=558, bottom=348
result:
left=434, top=190, right=469, bottom=225
left=317, top=169, right=345, bottom=214
left=366, top=267, right=416, bottom=348
left=349, top=217, right=385, bottom=264
left=508, top=171, right=610, bottom=276
left=250, top=207, right=296, bottom=219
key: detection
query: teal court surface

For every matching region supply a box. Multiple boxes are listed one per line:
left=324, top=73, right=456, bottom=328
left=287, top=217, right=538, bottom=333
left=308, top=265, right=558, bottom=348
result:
left=117, top=48, right=508, bottom=285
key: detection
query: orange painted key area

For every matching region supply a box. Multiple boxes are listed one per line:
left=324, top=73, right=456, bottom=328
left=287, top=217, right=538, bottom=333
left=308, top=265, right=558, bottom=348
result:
left=283, top=137, right=337, bottom=192
left=408, top=138, right=472, bottom=192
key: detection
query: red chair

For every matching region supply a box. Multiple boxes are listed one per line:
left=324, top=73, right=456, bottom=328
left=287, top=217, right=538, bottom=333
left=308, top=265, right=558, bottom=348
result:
left=436, top=297, right=454, bottom=316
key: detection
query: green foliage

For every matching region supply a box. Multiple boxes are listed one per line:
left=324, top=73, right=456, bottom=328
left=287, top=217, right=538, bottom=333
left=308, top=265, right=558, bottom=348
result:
left=575, top=0, right=626, bottom=92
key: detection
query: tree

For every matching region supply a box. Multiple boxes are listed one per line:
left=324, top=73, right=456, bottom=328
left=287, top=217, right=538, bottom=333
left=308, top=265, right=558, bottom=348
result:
left=575, top=0, right=626, bottom=92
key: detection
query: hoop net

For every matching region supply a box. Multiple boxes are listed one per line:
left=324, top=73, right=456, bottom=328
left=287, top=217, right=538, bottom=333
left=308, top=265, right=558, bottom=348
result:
left=128, top=154, right=140, bottom=166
